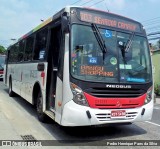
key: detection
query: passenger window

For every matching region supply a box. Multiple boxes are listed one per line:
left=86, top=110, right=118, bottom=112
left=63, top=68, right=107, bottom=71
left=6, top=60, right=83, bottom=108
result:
left=34, top=29, right=48, bottom=60
left=24, top=36, right=34, bottom=61
left=8, top=47, right=14, bottom=62
left=9, top=44, right=19, bottom=63
left=14, top=43, right=19, bottom=62
left=18, top=40, right=25, bottom=62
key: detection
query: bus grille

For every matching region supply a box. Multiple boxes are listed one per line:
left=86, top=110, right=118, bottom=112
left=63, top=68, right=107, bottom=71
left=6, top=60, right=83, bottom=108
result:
left=95, top=112, right=138, bottom=121
left=85, top=87, right=144, bottom=98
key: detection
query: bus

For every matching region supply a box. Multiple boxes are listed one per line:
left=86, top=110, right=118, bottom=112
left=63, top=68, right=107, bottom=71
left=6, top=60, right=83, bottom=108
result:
left=0, top=54, right=5, bottom=80
left=4, top=6, right=153, bottom=126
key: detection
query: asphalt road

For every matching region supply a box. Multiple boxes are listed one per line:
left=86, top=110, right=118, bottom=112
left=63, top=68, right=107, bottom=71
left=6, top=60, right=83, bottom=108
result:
left=0, top=80, right=160, bottom=149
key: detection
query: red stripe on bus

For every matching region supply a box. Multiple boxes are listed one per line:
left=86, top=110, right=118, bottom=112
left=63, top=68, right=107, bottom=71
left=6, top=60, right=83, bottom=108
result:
left=41, top=72, right=45, bottom=86
left=0, top=71, right=3, bottom=74
left=84, top=92, right=146, bottom=109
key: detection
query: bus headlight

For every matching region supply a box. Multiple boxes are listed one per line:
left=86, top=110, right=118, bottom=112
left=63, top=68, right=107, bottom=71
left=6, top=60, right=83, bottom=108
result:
left=70, top=83, right=89, bottom=106
left=145, top=87, right=153, bottom=104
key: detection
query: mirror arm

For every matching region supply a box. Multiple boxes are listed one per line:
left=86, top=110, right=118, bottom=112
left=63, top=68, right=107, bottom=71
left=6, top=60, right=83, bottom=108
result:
left=61, top=12, right=70, bottom=33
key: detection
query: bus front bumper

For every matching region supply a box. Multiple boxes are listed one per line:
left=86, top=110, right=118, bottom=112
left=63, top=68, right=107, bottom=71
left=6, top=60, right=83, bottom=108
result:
left=61, top=100, right=153, bottom=126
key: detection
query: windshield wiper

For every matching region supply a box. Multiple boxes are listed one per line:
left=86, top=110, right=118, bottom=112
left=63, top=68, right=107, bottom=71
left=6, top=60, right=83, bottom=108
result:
left=125, top=32, right=135, bottom=52
left=120, top=32, right=135, bottom=64
left=91, top=23, right=107, bottom=63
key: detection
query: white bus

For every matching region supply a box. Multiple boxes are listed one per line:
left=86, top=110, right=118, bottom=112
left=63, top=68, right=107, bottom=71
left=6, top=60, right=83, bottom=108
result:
left=4, top=6, right=153, bottom=126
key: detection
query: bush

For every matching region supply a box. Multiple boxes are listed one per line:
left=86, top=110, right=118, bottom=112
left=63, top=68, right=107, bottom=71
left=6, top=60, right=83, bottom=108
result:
left=0, top=45, right=6, bottom=54
left=154, top=83, right=160, bottom=95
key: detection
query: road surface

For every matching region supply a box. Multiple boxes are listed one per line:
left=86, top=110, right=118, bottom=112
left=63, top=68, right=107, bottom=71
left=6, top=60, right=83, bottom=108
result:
left=0, top=81, right=160, bottom=149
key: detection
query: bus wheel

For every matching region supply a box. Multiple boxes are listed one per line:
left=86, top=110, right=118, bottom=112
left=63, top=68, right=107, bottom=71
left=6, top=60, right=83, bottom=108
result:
left=36, top=91, right=47, bottom=122
left=9, top=79, right=15, bottom=97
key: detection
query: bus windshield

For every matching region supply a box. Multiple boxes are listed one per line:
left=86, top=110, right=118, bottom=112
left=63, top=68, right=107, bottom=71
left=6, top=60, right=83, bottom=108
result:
left=71, top=24, right=152, bottom=83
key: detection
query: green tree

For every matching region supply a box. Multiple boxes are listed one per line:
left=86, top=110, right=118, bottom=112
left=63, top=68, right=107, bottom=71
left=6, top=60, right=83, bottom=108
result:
left=150, top=40, right=160, bottom=51
left=0, top=45, right=6, bottom=54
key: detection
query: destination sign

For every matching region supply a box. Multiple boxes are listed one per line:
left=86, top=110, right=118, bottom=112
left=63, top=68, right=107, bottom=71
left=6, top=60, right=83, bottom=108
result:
left=80, top=65, right=114, bottom=77
left=76, top=9, right=142, bottom=32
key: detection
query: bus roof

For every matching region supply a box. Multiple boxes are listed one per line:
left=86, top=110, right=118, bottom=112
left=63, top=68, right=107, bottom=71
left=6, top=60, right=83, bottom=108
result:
left=18, top=17, right=53, bottom=41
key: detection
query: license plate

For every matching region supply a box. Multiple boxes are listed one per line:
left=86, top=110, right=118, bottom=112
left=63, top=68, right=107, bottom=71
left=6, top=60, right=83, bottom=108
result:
left=111, top=110, right=126, bottom=117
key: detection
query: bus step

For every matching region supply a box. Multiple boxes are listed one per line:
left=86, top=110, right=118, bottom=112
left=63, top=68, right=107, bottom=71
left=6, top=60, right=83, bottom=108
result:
left=45, top=110, right=55, bottom=120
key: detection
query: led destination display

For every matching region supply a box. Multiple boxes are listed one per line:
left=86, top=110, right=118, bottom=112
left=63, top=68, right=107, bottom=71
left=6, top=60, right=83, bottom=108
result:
left=76, top=9, right=142, bottom=32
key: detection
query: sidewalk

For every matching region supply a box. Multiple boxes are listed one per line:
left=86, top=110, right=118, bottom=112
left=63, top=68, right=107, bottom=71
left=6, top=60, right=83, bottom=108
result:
left=0, top=111, right=21, bottom=140
left=155, top=97, right=160, bottom=105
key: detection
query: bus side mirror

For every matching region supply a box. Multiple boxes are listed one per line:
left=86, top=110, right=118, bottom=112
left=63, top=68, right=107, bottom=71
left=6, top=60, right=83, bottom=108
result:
left=61, top=12, right=70, bottom=33
left=118, top=41, right=125, bottom=48
left=75, top=45, right=83, bottom=53
left=118, top=40, right=127, bottom=51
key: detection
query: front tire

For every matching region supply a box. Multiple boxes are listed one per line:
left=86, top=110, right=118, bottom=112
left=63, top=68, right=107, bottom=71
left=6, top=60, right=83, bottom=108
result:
left=36, top=91, right=47, bottom=122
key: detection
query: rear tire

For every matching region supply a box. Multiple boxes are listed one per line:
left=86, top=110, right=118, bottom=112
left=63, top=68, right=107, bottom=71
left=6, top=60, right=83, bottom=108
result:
left=9, top=79, right=15, bottom=97
left=36, top=91, right=47, bottom=123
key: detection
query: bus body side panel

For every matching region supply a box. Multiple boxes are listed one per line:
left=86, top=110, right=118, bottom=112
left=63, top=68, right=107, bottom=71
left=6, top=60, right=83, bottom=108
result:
left=54, top=77, right=63, bottom=124
left=5, top=61, right=48, bottom=111
left=13, top=64, right=21, bottom=95
left=6, top=64, right=10, bottom=87
left=21, top=62, right=48, bottom=105
left=42, top=62, right=48, bottom=112
left=11, top=64, right=18, bottom=94
left=23, top=63, right=36, bottom=104
left=20, top=64, right=26, bottom=99
left=11, top=62, right=48, bottom=107
left=8, top=64, right=16, bottom=91
left=3, top=64, right=6, bottom=84
left=10, top=63, right=24, bottom=96
left=60, top=34, right=73, bottom=125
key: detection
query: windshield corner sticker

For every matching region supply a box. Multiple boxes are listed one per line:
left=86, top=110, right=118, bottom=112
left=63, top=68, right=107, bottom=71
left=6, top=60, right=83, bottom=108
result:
left=120, top=76, right=125, bottom=80
left=72, top=53, right=76, bottom=58
left=110, top=57, right=117, bottom=65
left=127, top=77, right=145, bottom=83
left=105, top=30, right=112, bottom=38
left=88, top=57, right=97, bottom=64
left=39, top=51, right=45, bottom=59
left=119, top=64, right=132, bottom=69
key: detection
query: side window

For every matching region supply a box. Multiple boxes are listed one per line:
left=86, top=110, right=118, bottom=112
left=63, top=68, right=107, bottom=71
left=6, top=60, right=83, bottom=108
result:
left=8, top=48, right=13, bottom=62
left=13, top=43, right=19, bottom=62
left=24, top=36, right=34, bottom=61
left=18, top=40, right=25, bottom=62
left=8, top=44, right=19, bottom=63
left=34, top=29, right=48, bottom=60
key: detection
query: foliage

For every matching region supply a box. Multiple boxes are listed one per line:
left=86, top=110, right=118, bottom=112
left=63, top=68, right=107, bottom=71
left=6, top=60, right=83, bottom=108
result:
left=154, top=83, right=160, bottom=95
left=151, top=40, right=160, bottom=51
left=0, top=45, right=6, bottom=54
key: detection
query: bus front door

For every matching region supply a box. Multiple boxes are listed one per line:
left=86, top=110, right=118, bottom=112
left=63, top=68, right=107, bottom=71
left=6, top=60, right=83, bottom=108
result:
left=47, top=26, right=62, bottom=110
